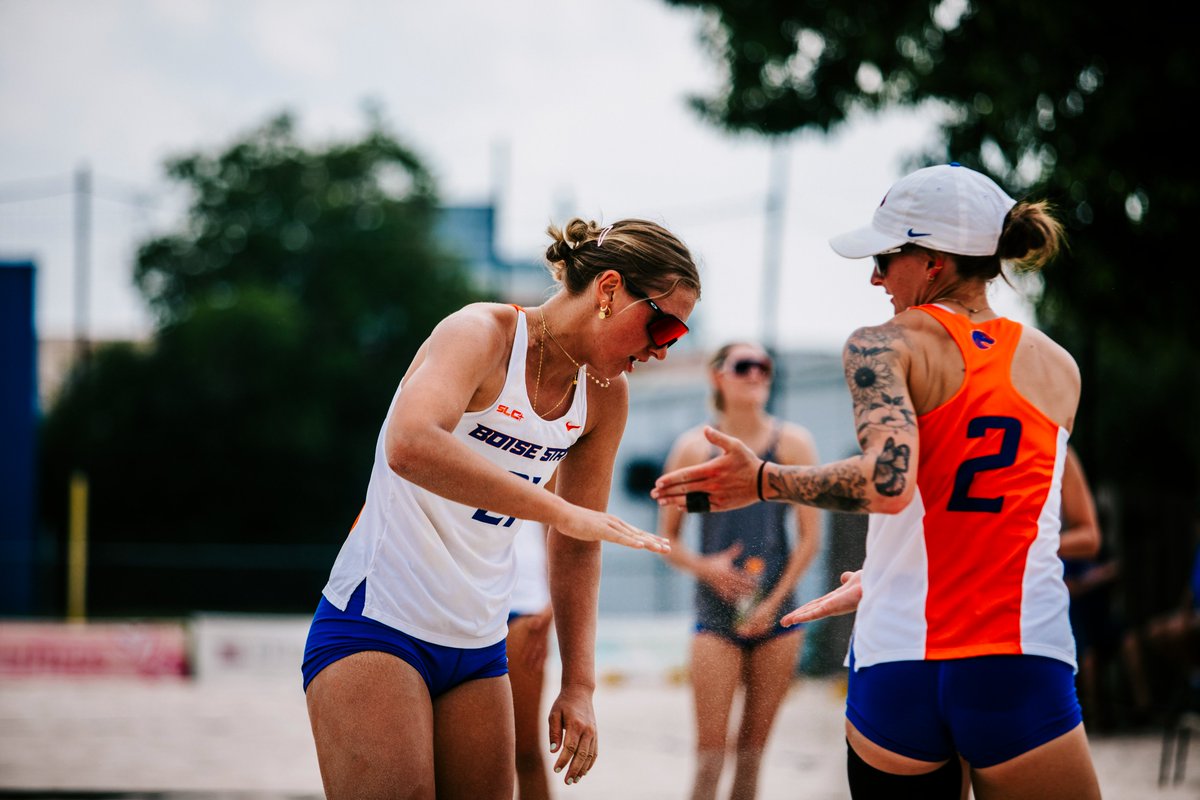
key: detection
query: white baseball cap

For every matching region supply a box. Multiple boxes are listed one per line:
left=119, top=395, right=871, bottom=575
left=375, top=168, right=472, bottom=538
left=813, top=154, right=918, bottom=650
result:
left=829, top=163, right=1017, bottom=259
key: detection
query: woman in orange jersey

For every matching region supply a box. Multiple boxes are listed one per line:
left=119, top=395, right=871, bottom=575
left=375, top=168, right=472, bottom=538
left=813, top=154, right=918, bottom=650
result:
left=654, top=164, right=1100, bottom=799
left=658, top=342, right=822, bottom=800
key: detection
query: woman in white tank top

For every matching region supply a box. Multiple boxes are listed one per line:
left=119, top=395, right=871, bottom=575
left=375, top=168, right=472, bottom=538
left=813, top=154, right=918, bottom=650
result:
left=305, top=217, right=701, bottom=800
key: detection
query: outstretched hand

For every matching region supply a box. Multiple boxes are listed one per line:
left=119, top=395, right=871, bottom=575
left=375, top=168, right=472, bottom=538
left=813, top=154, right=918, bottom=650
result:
left=781, top=570, right=863, bottom=626
left=651, top=426, right=763, bottom=513
left=555, top=505, right=671, bottom=554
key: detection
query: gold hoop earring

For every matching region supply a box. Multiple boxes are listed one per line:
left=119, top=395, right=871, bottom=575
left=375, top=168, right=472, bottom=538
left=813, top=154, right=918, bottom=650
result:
left=598, top=306, right=611, bottom=320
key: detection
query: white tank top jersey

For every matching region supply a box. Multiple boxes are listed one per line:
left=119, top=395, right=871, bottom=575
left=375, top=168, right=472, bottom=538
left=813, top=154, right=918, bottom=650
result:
left=321, top=308, right=588, bottom=648
left=510, top=520, right=551, bottom=616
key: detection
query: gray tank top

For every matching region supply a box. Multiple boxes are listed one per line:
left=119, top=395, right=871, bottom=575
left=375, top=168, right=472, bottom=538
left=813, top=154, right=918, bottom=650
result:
left=694, top=424, right=794, bottom=635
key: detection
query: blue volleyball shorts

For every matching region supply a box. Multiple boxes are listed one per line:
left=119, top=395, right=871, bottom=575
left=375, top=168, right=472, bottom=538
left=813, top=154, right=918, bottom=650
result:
left=301, top=580, right=508, bottom=697
left=846, top=651, right=1082, bottom=768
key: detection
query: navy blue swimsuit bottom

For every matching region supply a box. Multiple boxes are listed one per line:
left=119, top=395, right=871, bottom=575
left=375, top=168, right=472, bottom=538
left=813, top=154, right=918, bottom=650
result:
left=302, top=580, right=508, bottom=697
left=846, top=649, right=1082, bottom=768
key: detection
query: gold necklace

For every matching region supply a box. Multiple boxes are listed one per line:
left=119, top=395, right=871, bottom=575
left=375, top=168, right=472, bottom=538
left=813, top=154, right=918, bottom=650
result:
left=532, top=319, right=577, bottom=418
left=540, top=309, right=611, bottom=390
left=931, top=295, right=988, bottom=315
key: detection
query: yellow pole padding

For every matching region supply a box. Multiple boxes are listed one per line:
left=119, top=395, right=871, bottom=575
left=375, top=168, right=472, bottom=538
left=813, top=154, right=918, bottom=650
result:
left=68, top=471, right=89, bottom=621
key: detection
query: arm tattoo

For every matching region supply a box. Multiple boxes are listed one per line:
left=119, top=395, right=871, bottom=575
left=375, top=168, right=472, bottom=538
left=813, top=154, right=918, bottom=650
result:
left=873, top=437, right=911, bottom=497
left=845, top=325, right=917, bottom=442
left=843, top=324, right=917, bottom=499
left=767, top=462, right=870, bottom=513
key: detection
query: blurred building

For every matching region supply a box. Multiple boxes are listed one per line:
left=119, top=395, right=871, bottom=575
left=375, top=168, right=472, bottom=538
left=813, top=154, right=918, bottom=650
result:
left=435, top=204, right=554, bottom=305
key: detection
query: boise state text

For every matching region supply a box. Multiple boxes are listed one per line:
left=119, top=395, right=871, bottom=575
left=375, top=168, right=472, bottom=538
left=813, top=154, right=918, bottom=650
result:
left=467, top=423, right=569, bottom=462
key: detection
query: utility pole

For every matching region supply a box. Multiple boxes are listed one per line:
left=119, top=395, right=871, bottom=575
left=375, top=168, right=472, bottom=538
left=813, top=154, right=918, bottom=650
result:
left=761, top=138, right=789, bottom=354
left=761, top=139, right=789, bottom=414
left=73, top=163, right=92, bottom=369
left=490, top=138, right=511, bottom=299
left=71, top=164, right=93, bottom=620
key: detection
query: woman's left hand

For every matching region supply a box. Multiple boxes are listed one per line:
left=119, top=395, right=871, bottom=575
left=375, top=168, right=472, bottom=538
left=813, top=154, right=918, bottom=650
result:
left=554, top=504, right=672, bottom=553
left=548, top=683, right=598, bottom=786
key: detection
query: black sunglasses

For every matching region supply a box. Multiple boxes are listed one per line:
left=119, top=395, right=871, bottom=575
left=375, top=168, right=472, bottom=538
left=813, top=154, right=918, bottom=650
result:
left=624, top=281, right=690, bottom=348
left=730, top=358, right=772, bottom=377
left=872, top=246, right=904, bottom=279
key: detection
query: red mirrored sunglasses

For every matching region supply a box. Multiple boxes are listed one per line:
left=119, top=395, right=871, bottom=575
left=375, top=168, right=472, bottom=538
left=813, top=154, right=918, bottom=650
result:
left=625, top=281, right=689, bottom=348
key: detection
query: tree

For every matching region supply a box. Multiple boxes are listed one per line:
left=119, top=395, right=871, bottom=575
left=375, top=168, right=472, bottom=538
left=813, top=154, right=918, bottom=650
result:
left=667, top=0, right=1199, bottom=620
left=39, top=112, right=484, bottom=614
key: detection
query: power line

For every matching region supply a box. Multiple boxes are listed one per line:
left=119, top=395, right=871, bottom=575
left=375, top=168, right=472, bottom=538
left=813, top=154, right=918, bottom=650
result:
left=664, top=194, right=766, bottom=227
left=0, top=174, right=73, bottom=205
left=0, top=171, right=167, bottom=210
left=92, top=171, right=168, bottom=211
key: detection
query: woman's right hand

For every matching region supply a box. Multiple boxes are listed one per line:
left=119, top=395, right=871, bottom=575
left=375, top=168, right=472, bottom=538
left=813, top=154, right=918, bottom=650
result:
left=554, top=504, right=671, bottom=553
left=697, top=542, right=757, bottom=602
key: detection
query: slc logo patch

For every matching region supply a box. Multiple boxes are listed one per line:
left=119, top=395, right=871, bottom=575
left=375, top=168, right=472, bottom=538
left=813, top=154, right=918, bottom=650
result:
left=972, top=330, right=996, bottom=350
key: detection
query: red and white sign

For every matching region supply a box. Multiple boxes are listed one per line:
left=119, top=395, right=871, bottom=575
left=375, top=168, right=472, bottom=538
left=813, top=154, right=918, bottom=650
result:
left=0, top=621, right=188, bottom=677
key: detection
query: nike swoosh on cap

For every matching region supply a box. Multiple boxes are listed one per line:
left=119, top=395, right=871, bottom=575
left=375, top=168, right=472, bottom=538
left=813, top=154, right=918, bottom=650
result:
left=907, top=228, right=932, bottom=237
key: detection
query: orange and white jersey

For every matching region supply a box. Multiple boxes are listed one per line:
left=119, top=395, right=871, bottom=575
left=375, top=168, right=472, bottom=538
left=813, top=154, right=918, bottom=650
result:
left=851, top=304, right=1075, bottom=671
left=321, top=308, right=586, bottom=649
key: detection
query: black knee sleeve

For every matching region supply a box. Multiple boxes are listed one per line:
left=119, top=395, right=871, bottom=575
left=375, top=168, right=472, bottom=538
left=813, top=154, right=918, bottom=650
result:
left=846, top=739, right=962, bottom=799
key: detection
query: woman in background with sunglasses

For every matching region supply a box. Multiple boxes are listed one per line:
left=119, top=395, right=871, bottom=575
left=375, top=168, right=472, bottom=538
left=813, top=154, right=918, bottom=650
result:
left=303, top=217, right=699, bottom=800
left=654, top=164, right=1100, bottom=799
left=658, top=342, right=822, bottom=800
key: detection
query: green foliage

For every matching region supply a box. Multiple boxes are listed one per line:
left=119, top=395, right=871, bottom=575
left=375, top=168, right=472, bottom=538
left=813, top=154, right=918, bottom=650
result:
left=39, top=112, right=483, bottom=612
left=669, top=0, right=1199, bottom=614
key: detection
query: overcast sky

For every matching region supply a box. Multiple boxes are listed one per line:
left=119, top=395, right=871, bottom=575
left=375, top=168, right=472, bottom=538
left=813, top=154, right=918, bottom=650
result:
left=0, top=0, right=1037, bottom=354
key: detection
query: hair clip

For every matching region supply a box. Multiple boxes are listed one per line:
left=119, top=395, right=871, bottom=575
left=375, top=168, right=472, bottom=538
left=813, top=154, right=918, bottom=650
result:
left=596, top=224, right=614, bottom=248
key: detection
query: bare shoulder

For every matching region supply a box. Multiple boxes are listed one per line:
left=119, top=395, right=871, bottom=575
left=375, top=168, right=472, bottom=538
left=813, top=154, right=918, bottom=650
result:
left=845, top=316, right=917, bottom=357
left=1012, top=323, right=1081, bottom=429
left=775, top=421, right=819, bottom=466
left=1020, top=325, right=1081, bottom=376
left=425, top=303, right=516, bottom=361
left=666, top=424, right=717, bottom=468
left=404, top=303, right=516, bottom=388
left=434, top=302, right=515, bottom=344
left=890, top=307, right=950, bottom=347
left=841, top=318, right=915, bottom=392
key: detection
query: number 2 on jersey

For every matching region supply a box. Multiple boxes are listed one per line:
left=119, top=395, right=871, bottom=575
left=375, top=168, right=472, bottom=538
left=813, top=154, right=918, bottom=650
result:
left=947, top=415, right=1022, bottom=513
